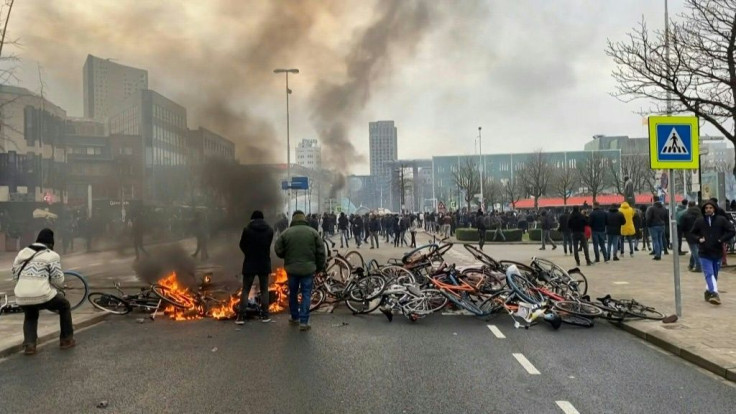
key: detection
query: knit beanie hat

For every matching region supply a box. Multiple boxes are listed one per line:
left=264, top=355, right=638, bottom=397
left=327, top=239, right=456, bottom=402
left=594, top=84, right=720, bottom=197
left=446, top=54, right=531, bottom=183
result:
left=36, top=228, right=54, bottom=246
left=251, top=210, right=264, bottom=220
left=292, top=210, right=306, bottom=222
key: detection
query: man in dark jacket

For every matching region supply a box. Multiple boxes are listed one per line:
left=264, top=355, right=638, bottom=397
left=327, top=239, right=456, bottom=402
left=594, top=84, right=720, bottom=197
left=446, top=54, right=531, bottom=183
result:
left=605, top=204, right=625, bottom=262
left=338, top=212, right=349, bottom=248
left=690, top=200, right=735, bottom=305
left=558, top=209, right=572, bottom=255
left=237, top=210, right=275, bottom=324
left=275, top=211, right=326, bottom=330
left=589, top=202, right=608, bottom=262
left=476, top=210, right=487, bottom=250
left=352, top=215, right=363, bottom=249
left=646, top=197, right=669, bottom=260
left=539, top=210, right=557, bottom=250
left=680, top=201, right=703, bottom=272
left=368, top=214, right=380, bottom=249
left=568, top=206, right=592, bottom=266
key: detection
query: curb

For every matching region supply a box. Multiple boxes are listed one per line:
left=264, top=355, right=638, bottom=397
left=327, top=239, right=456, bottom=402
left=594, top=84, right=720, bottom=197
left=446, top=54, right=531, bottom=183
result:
left=617, top=322, right=736, bottom=383
left=0, top=312, right=109, bottom=359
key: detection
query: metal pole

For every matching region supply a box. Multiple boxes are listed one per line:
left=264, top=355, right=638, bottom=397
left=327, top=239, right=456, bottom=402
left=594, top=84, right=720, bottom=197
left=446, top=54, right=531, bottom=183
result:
left=665, top=0, right=682, bottom=317
left=285, top=72, right=292, bottom=219
left=479, top=126, right=483, bottom=212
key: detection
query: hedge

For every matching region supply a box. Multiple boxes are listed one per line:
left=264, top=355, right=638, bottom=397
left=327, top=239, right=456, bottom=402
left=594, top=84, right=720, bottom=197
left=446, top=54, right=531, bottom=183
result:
left=528, top=228, right=563, bottom=241
left=455, top=228, right=523, bottom=242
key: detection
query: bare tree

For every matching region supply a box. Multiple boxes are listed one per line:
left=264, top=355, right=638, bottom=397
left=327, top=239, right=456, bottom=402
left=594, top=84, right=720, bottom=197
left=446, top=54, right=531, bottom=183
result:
left=607, top=154, right=652, bottom=197
left=517, top=150, right=552, bottom=209
left=482, top=177, right=503, bottom=211
left=450, top=158, right=480, bottom=211
left=578, top=152, right=609, bottom=203
left=549, top=164, right=579, bottom=205
left=607, top=0, right=736, bottom=178
left=502, top=177, right=523, bottom=210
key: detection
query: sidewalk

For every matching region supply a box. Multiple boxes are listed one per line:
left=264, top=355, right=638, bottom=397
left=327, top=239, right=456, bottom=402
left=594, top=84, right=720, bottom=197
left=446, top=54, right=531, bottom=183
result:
left=0, top=306, right=107, bottom=359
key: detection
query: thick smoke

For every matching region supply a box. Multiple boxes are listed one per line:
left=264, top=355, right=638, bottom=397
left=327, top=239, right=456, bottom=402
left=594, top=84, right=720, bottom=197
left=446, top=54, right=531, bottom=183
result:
left=14, top=0, right=484, bottom=197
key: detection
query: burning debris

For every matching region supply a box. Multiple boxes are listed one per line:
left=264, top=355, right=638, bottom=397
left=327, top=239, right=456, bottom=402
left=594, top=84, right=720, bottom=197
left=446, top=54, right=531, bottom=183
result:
left=155, top=268, right=289, bottom=321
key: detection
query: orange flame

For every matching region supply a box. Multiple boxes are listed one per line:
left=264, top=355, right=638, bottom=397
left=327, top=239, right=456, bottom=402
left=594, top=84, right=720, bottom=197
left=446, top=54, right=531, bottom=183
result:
left=268, top=267, right=289, bottom=313
left=156, top=268, right=290, bottom=321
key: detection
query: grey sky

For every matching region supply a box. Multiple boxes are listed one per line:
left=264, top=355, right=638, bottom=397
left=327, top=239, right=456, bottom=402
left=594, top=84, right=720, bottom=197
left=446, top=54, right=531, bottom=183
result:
left=4, top=0, right=705, bottom=174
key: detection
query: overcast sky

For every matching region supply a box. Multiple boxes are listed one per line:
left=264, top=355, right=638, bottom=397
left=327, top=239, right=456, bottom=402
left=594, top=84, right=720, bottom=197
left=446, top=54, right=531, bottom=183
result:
left=4, top=0, right=710, bottom=175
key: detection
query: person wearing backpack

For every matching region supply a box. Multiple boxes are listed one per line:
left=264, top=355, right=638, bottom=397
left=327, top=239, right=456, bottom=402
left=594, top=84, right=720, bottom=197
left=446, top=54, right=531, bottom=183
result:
left=12, top=228, right=75, bottom=355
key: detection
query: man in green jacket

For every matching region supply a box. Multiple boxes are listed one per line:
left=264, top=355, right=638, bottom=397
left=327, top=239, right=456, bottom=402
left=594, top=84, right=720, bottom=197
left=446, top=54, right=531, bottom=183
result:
left=275, top=210, right=326, bottom=331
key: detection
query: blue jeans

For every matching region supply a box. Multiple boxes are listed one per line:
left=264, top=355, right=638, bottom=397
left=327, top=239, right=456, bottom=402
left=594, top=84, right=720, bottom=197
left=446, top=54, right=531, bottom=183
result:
left=699, top=257, right=721, bottom=293
left=649, top=226, right=665, bottom=258
left=606, top=234, right=620, bottom=259
left=592, top=231, right=607, bottom=261
left=688, top=242, right=701, bottom=270
left=340, top=229, right=350, bottom=247
left=562, top=231, right=573, bottom=254
left=288, top=274, right=314, bottom=324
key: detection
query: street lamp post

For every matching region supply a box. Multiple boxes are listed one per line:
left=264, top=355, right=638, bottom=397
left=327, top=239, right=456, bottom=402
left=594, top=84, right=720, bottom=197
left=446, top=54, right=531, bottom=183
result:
left=478, top=126, right=483, bottom=212
left=274, top=68, right=299, bottom=219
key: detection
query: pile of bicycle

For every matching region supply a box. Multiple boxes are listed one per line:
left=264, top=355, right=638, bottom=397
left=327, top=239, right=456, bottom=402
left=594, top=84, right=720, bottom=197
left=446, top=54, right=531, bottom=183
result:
left=306, top=238, right=667, bottom=329
left=1, top=238, right=667, bottom=330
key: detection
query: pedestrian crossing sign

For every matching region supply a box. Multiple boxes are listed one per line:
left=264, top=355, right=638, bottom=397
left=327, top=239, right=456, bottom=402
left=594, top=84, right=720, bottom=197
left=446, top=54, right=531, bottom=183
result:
left=648, top=116, right=699, bottom=169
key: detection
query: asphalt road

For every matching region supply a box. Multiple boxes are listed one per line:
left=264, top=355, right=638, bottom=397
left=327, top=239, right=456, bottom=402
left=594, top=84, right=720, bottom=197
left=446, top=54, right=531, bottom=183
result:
left=1, top=309, right=735, bottom=414
left=2, top=235, right=736, bottom=413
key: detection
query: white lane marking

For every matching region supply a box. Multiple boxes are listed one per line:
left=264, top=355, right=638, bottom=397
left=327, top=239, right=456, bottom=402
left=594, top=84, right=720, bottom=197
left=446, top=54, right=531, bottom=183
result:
left=88, top=262, right=102, bottom=267
left=556, top=401, right=580, bottom=414
left=486, top=325, right=506, bottom=338
left=512, top=353, right=540, bottom=375
left=613, top=281, right=630, bottom=285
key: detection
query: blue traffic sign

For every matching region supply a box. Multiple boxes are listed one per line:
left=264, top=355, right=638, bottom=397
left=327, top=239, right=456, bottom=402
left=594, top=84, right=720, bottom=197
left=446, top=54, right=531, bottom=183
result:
left=291, top=176, right=309, bottom=190
left=648, top=116, right=699, bottom=169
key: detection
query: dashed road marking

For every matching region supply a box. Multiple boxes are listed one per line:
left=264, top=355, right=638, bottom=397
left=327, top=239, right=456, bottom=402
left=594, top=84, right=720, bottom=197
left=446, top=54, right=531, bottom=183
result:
left=555, top=401, right=580, bottom=414
left=512, top=353, right=540, bottom=375
left=613, top=281, right=630, bottom=285
left=486, top=325, right=505, bottom=338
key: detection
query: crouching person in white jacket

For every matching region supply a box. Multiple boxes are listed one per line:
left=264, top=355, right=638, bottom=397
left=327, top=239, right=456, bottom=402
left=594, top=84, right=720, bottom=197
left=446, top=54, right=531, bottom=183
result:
left=12, top=228, right=74, bottom=355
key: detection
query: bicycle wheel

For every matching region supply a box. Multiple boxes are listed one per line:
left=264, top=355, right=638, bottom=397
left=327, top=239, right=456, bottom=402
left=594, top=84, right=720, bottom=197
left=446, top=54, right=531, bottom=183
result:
left=418, top=288, right=448, bottom=313
left=57, top=271, right=89, bottom=310
left=625, top=302, right=665, bottom=320
left=310, top=288, right=326, bottom=311
left=464, top=244, right=501, bottom=270
left=499, top=260, right=538, bottom=281
left=344, top=251, right=365, bottom=271
left=380, top=265, right=416, bottom=286
left=326, top=257, right=351, bottom=284
left=505, top=271, right=544, bottom=305
left=567, top=269, right=589, bottom=297
left=87, top=293, right=131, bottom=315
left=345, top=296, right=382, bottom=314
left=553, top=300, right=603, bottom=318
left=349, top=275, right=386, bottom=301
left=402, top=244, right=438, bottom=265
left=560, top=313, right=595, bottom=328
left=152, top=284, right=194, bottom=309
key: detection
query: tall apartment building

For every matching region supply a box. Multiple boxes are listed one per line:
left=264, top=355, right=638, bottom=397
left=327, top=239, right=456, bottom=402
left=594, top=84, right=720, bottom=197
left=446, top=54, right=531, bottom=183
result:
left=369, top=121, right=398, bottom=177
left=83, top=55, right=148, bottom=121
left=296, top=138, right=321, bottom=169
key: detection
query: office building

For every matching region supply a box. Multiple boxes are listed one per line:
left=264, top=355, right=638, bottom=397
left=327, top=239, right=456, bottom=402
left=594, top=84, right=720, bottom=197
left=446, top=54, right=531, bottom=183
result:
left=189, top=127, right=235, bottom=165
left=108, top=89, right=188, bottom=203
left=296, top=138, right=321, bottom=170
left=369, top=121, right=398, bottom=177
left=83, top=55, right=148, bottom=121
